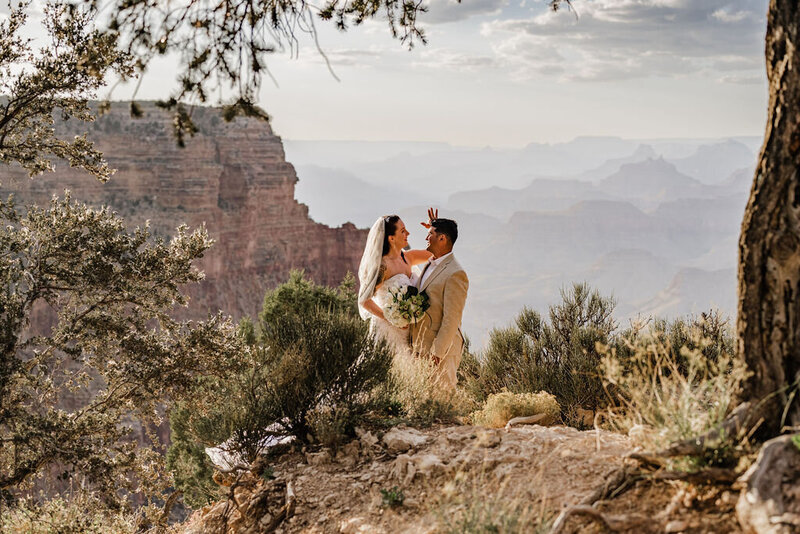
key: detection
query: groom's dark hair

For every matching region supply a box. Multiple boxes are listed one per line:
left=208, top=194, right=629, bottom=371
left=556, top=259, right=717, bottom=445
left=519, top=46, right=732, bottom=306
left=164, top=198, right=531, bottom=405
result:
left=431, top=218, right=458, bottom=245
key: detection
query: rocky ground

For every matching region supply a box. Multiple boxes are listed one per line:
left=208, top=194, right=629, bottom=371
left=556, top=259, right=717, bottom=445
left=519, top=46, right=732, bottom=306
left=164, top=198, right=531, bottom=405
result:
left=178, top=422, right=749, bottom=534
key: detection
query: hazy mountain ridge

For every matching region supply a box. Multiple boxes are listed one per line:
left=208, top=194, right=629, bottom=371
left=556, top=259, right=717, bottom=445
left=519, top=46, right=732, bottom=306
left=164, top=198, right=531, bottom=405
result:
left=290, top=136, right=754, bottom=346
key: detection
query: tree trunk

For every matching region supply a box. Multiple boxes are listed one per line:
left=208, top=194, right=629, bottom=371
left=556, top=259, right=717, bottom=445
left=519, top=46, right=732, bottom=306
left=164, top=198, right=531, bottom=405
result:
left=738, top=0, right=800, bottom=434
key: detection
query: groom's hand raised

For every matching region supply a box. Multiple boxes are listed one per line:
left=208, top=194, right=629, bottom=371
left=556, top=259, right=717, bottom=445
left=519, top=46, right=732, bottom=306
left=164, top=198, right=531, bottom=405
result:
left=420, top=207, right=438, bottom=229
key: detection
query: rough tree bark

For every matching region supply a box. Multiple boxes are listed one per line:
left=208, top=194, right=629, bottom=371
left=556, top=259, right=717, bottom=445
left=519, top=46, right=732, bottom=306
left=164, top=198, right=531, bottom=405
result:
left=737, top=0, right=800, bottom=436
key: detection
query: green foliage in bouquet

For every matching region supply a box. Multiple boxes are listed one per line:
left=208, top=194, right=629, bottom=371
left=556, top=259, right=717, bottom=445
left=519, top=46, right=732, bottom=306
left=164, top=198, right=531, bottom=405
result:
left=0, top=194, right=241, bottom=512
left=167, top=272, right=393, bottom=506
left=384, top=285, right=429, bottom=327
left=467, top=283, right=616, bottom=426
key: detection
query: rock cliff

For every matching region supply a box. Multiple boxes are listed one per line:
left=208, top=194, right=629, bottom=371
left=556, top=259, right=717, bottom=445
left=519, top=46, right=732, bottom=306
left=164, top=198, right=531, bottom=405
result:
left=1, top=102, right=367, bottom=322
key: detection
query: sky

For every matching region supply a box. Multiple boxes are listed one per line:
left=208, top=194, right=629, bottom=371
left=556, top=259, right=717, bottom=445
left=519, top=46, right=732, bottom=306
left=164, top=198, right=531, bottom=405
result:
left=18, top=0, right=773, bottom=147
left=252, top=0, right=772, bottom=147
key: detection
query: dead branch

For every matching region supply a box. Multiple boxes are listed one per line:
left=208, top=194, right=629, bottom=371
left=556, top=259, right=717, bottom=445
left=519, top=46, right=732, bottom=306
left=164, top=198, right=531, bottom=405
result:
left=550, top=505, right=650, bottom=533
left=504, top=413, right=546, bottom=431
left=652, top=467, right=739, bottom=485
left=771, top=513, right=800, bottom=527
left=263, top=481, right=296, bottom=532
left=548, top=466, right=641, bottom=533
left=157, top=490, right=182, bottom=529
left=580, top=466, right=636, bottom=505
left=658, top=402, right=752, bottom=457
left=627, top=452, right=666, bottom=469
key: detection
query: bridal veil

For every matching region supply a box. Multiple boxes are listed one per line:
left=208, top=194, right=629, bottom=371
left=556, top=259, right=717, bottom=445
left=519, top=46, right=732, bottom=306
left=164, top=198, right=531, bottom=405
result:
left=357, top=217, right=385, bottom=319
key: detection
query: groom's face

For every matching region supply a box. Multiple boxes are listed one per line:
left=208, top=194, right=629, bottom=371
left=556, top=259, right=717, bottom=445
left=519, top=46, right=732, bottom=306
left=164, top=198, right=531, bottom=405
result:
left=426, top=228, right=446, bottom=258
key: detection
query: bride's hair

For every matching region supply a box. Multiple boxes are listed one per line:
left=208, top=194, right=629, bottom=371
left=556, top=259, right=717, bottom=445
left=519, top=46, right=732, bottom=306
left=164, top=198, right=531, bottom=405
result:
left=382, top=215, right=400, bottom=256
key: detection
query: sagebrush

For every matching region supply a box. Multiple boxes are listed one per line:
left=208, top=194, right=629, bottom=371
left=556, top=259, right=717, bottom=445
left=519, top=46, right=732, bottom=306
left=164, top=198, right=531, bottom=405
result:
left=468, top=283, right=615, bottom=426
left=600, top=313, right=747, bottom=461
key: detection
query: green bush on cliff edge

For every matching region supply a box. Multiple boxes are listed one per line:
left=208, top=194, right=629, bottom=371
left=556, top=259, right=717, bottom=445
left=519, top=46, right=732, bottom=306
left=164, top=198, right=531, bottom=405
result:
left=167, top=271, right=393, bottom=506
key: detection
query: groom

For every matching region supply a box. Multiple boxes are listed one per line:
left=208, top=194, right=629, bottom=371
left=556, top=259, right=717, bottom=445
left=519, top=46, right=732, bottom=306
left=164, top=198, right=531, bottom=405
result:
left=410, top=214, right=469, bottom=390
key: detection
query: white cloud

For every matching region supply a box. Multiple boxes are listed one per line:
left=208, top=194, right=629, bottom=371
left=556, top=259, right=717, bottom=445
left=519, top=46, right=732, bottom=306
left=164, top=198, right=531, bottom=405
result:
left=412, top=49, right=500, bottom=70
left=718, top=74, right=764, bottom=84
left=712, top=8, right=754, bottom=23
left=421, top=0, right=508, bottom=24
left=482, top=0, right=767, bottom=82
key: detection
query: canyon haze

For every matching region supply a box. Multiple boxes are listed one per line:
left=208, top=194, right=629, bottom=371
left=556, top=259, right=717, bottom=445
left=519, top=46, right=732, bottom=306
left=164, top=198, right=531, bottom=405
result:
left=287, top=136, right=759, bottom=346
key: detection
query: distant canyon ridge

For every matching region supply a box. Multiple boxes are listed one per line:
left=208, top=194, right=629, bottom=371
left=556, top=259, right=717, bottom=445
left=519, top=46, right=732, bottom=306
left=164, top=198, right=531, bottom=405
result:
left=1, top=102, right=367, bottom=324
left=286, top=135, right=759, bottom=344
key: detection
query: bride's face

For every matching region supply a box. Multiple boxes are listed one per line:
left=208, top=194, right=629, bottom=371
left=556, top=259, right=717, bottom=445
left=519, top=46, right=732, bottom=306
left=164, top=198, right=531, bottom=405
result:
left=391, top=219, right=410, bottom=249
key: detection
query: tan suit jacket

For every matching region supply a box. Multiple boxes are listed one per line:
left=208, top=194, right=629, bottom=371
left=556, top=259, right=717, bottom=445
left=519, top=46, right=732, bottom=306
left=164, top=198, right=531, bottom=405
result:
left=410, top=254, right=468, bottom=389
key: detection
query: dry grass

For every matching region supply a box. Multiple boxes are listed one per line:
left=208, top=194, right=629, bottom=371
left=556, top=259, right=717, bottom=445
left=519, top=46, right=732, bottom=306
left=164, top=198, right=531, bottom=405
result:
left=471, top=390, right=561, bottom=428
left=389, top=354, right=476, bottom=423
left=0, top=496, right=146, bottom=534
left=599, top=323, right=750, bottom=455
left=429, top=469, right=553, bottom=533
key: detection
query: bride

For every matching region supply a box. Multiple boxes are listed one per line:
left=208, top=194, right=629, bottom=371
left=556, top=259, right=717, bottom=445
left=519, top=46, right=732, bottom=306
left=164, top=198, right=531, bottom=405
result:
left=358, top=213, right=433, bottom=354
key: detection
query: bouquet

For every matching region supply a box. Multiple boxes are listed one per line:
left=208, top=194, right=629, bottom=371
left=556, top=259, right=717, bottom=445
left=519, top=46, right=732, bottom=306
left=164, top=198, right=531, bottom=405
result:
left=384, top=285, right=430, bottom=328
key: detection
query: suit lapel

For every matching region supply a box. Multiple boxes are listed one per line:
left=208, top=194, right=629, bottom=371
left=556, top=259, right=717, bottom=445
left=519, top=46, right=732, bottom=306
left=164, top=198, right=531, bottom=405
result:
left=421, top=255, right=454, bottom=291
left=417, top=260, right=432, bottom=289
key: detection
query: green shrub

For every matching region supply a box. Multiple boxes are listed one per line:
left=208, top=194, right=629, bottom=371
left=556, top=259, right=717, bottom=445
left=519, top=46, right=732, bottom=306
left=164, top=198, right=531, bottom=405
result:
left=165, top=405, right=223, bottom=509
left=472, top=283, right=616, bottom=425
left=167, top=272, right=393, bottom=505
left=471, top=390, right=560, bottom=428
left=258, top=269, right=359, bottom=338
left=0, top=195, right=241, bottom=511
left=614, top=310, right=735, bottom=375
left=380, top=486, right=405, bottom=508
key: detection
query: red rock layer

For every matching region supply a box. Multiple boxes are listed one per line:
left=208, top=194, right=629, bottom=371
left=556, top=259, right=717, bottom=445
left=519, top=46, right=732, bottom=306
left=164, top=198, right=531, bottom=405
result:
left=2, top=102, right=367, bottom=322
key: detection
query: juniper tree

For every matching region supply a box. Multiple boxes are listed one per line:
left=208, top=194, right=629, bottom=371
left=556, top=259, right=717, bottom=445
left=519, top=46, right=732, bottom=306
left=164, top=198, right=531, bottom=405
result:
left=0, top=194, right=243, bottom=506
left=0, top=1, right=131, bottom=181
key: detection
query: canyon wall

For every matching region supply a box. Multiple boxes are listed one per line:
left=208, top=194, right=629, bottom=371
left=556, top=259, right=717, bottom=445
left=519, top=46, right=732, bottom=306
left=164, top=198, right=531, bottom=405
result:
left=2, top=102, right=367, bottom=322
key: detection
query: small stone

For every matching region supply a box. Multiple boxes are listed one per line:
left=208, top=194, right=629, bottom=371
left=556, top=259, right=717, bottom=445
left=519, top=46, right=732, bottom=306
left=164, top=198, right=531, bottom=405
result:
left=356, top=428, right=379, bottom=449
left=415, top=453, right=446, bottom=476
left=475, top=429, right=502, bottom=448
left=233, top=484, right=252, bottom=503
left=258, top=511, right=275, bottom=525
left=391, top=454, right=416, bottom=485
left=340, top=516, right=384, bottom=534
left=305, top=450, right=332, bottom=466
left=323, top=494, right=338, bottom=507
left=383, top=427, right=429, bottom=453
left=340, top=440, right=360, bottom=458
left=665, top=520, right=688, bottom=533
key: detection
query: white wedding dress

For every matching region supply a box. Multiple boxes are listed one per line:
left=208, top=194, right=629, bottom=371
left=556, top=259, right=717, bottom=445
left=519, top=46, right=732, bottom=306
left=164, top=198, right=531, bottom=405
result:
left=371, top=273, right=414, bottom=356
